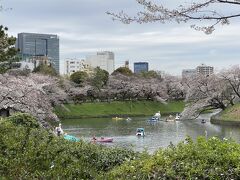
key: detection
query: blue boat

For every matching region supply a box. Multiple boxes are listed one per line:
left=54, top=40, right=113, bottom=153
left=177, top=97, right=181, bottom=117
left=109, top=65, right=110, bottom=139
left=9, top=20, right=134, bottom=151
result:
left=64, top=134, right=80, bottom=142
left=148, top=116, right=159, bottom=122
left=136, top=128, right=145, bottom=136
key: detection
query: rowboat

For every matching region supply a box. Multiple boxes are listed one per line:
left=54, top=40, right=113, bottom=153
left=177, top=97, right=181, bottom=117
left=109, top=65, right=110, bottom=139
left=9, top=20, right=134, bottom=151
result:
left=64, top=134, right=80, bottom=142
left=92, top=137, right=113, bottom=143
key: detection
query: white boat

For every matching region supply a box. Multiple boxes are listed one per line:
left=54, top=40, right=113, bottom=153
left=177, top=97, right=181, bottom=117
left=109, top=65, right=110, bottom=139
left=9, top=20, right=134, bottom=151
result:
left=126, top=117, right=132, bottom=121
left=175, top=114, right=181, bottom=120
left=154, top=111, right=161, bottom=118
left=148, top=116, right=159, bottom=121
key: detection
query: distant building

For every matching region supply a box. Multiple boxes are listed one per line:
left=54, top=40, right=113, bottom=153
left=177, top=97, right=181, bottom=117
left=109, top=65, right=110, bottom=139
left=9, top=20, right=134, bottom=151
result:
left=85, top=51, right=115, bottom=74
left=125, top=60, right=129, bottom=69
left=65, top=58, right=92, bottom=75
left=196, top=64, right=214, bottom=76
left=134, top=62, right=149, bottom=73
left=182, top=69, right=197, bottom=79
left=156, top=70, right=165, bottom=78
left=16, top=32, right=60, bottom=73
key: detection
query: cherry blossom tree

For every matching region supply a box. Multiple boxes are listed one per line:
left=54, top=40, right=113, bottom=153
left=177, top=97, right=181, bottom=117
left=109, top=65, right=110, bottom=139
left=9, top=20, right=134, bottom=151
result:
left=181, top=73, right=236, bottom=119
left=0, top=71, right=68, bottom=127
left=220, top=65, right=240, bottom=100
left=107, top=0, right=240, bottom=34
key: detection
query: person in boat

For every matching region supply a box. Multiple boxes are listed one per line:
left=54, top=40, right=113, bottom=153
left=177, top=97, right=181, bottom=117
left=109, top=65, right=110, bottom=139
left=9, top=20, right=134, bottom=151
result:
left=92, top=135, right=97, bottom=141
left=55, top=123, right=64, bottom=136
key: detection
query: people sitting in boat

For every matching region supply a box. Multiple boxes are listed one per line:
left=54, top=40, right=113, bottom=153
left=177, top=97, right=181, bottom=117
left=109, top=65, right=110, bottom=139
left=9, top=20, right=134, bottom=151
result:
left=126, top=117, right=132, bottom=121
left=92, top=136, right=97, bottom=141
left=55, top=123, right=64, bottom=136
left=136, top=128, right=145, bottom=136
left=166, top=115, right=175, bottom=122
left=175, top=113, right=181, bottom=120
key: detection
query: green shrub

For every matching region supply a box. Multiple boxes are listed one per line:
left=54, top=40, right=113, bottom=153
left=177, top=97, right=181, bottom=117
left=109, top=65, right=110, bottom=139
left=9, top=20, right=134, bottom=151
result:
left=33, top=64, right=58, bottom=76
left=107, top=137, right=240, bottom=179
left=2, top=113, right=240, bottom=179
left=70, top=71, right=88, bottom=85
left=7, top=113, right=40, bottom=128
left=0, top=114, right=135, bottom=179
left=112, top=67, right=133, bottom=76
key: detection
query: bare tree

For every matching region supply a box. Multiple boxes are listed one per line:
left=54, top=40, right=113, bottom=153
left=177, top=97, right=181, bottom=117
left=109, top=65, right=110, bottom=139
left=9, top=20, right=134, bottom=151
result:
left=107, top=0, right=240, bottom=34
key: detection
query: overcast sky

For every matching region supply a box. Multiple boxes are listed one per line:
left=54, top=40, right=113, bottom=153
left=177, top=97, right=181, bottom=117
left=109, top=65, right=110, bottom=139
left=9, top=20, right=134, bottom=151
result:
left=2, top=0, right=240, bottom=75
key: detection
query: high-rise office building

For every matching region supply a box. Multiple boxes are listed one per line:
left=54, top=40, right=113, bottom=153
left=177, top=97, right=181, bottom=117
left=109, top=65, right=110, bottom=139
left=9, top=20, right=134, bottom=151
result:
left=196, top=64, right=214, bottom=76
left=134, top=62, right=149, bottom=73
left=86, top=51, right=115, bottom=74
left=16, top=33, right=60, bottom=73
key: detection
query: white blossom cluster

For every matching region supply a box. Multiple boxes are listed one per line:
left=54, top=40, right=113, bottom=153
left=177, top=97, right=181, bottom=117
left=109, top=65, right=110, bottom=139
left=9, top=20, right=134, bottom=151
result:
left=107, top=0, right=240, bottom=34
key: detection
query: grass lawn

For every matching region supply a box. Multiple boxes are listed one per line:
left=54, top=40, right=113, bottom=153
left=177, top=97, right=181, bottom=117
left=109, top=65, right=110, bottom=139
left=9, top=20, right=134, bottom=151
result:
left=54, top=101, right=185, bottom=118
left=219, top=103, right=240, bottom=121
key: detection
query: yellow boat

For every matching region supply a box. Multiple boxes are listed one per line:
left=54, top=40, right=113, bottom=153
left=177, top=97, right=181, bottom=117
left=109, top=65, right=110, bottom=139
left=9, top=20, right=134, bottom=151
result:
left=112, top=117, right=123, bottom=120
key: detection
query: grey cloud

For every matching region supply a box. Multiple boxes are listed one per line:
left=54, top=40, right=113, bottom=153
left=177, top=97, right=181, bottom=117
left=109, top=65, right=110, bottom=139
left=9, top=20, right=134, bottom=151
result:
left=2, top=0, right=240, bottom=75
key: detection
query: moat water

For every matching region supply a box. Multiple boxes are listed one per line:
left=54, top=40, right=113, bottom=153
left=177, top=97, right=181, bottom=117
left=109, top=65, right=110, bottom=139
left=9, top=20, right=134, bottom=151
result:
left=62, top=113, right=240, bottom=153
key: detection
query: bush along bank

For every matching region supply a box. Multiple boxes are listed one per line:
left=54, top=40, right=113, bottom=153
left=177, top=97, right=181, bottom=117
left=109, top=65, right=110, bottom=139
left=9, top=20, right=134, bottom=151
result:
left=0, top=113, right=136, bottom=179
left=1, top=113, right=240, bottom=179
left=106, top=137, right=240, bottom=179
left=54, top=100, right=185, bottom=119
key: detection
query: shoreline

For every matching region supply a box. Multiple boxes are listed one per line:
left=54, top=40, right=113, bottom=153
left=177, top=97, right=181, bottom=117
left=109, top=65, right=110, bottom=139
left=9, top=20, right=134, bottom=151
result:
left=57, top=112, right=181, bottom=119
left=54, top=101, right=185, bottom=120
left=210, top=118, right=240, bottom=126
left=210, top=106, right=240, bottom=126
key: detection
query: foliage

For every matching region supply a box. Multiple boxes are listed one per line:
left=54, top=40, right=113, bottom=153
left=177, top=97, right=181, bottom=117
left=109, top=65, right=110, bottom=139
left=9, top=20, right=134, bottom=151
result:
left=107, top=0, right=240, bottom=34
left=0, top=25, right=19, bottom=73
left=54, top=101, right=185, bottom=118
left=107, top=137, right=240, bottom=179
left=7, top=113, right=40, bottom=128
left=70, top=71, right=88, bottom=85
left=112, top=67, right=133, bottom=76
left=139, top=70, right=159, bottom=79
left=91, top=67, right=109, bottom=90
left=33, top=64, right=57, bottom=76
left=1, top=113, right=240, bottom=179
left=0, top=113, right=136, bottom=179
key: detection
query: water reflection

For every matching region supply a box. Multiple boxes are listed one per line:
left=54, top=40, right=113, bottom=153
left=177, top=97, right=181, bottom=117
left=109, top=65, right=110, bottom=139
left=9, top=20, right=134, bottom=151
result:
left=62, top=113, right=240, bottom=153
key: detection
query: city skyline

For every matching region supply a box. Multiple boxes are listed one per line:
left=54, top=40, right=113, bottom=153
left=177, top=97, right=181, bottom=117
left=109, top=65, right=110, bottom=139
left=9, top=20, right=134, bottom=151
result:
left=2, top=0, right=240, bottom=75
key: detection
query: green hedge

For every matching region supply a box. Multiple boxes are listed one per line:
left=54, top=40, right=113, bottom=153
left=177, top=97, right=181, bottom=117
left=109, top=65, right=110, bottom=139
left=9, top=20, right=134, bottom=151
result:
left=0, top=113, right=135, bottom=179
left=1, top=113, right=240, bottom=179
left=107, top=137, right=240, bottom=179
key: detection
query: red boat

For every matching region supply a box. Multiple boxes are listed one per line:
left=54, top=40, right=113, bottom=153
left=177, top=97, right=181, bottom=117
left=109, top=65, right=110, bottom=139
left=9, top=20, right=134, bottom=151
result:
left=92, top=137, right=113, bottom=143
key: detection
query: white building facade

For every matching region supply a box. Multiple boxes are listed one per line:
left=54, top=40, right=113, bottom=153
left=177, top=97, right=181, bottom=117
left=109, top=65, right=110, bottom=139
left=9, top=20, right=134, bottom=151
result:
left=65, top=58, right=89, bottom=75
left=86, top=51, right=115, bottom=74
left=196, top=64, right=214, bottom=76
